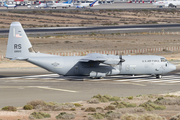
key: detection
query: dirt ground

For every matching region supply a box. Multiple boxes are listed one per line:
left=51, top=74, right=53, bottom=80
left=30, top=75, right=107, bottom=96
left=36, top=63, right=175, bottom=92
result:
left=1, top=93, right=180, bottom=120
left=1, top=33, right=180, bottom=68
left=1, top=9, right=180, bottom=28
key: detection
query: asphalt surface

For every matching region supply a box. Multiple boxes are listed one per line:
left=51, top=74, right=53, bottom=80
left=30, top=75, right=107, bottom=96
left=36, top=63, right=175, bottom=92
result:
left=1, top=24, right=180, bottom=38
left=0, top=65, right=179, bottom=108
left=1, top=24, right=180, bottom=34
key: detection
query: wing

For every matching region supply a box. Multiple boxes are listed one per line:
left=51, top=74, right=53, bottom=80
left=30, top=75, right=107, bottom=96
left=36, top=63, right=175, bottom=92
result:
left=80, top=53, right=120, bottom=65
left=80, top=53, right=106, bottom=62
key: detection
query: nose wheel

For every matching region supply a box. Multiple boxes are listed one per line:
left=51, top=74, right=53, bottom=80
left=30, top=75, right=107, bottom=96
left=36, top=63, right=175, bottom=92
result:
left=156, top=74, right=162, bottom=79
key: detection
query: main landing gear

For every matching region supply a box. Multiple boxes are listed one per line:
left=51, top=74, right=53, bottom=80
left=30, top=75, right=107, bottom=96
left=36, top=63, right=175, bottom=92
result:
left=156, top=74, right=162, bottom=79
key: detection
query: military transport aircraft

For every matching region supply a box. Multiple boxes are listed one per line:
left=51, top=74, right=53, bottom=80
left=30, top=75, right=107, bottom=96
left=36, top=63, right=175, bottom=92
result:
left=6, top=22, right=176, bottom=79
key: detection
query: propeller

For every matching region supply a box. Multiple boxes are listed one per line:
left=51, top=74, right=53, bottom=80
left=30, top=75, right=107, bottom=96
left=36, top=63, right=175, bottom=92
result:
left=118, top=53, right=125, bottom=71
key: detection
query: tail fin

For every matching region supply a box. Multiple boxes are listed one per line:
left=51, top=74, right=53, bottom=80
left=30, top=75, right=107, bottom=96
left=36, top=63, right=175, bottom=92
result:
left=3, top=2, right=7, bottom=7
left=63, top=0, right=72, bottom=4
left=89, top=0, right=98, bottom=7
left=6, top=22, right=33, bottom=60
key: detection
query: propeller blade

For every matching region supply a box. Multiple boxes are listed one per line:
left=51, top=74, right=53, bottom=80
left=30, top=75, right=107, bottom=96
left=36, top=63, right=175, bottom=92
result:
left=118, top=53, right=125, bottom=71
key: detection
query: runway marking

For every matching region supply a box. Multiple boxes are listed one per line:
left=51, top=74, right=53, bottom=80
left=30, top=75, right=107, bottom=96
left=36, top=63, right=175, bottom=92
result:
left=1, top=73, right=180, bottom=84
left=28, top=86, right=78, bottom=93
left=0, top=86, right=78, bottom=93
left=122, top=82, right=146, bottom=86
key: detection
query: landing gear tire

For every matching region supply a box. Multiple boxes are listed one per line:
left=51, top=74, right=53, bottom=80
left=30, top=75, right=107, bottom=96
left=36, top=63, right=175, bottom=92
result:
left=156, top=75, right=162, bottom=79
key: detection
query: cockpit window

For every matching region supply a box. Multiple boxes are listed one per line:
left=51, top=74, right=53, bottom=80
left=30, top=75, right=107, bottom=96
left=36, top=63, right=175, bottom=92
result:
left=28, top=47, right=36, bottom=53
left=161, top=58, right=167, bottom=62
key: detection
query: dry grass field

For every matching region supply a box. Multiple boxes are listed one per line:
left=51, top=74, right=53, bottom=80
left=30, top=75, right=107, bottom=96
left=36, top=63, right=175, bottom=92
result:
left=0, top=9, right=180, bottom=28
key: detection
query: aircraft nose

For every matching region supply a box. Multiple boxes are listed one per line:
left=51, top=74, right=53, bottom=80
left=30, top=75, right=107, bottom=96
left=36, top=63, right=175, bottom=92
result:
left=169, top=63, right=176, bottom=72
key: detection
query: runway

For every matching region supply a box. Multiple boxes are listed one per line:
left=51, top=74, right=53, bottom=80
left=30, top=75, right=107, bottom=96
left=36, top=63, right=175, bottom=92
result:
left=0, top=67, right=180, bottom=108
left=1, top=72, right=180, bottom=84
left=1, top=24, right=180, bottom=34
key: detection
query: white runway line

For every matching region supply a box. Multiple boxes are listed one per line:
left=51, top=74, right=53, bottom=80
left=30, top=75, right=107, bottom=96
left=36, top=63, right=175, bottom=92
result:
left=28, top=86, right=78, bottom=93
left=0, top=74, right=59, bottom=80
left=1, top=73, right=180, bottom=84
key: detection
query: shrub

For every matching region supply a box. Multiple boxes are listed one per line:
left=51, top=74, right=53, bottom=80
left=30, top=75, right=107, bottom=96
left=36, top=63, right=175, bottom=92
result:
left=127, top=103, right=137, bottom=108
left=88, top=98, right=100, bottom=104
left=104, top=106, right=115, bottom=110
left=116, top=104, right=126, bottom=108
left=92, top=94, right=109, bottom=102
left=29, top=112, right=51, bottom=119
left=96, top=107, right=104, bottom=112
left=23, top=105, right=33, bottom=110
left=27, top=100, right=46, bottom=108
left=104, top=94, right=121, bottom=101
left=110, top=96, right=121, bottom=101
left=45, top=101, right=57, bottom=106
left=134, top=108, right=145, bottom=112
left=88, top=115, right=94, bottom=120
left=90, top=113, right=105, bottom=119
left=121, top=113, right=139, bottom=120
left=92, top=94, right=120, bottom=102
left=127, top=96, right=133, bottom=100
left=170, top=112, right=180, bottom=120
left=139, top=100, right=166, bottom=111
left=111, top=101, right=119, bottom=105
left=154, top=97, right=180, bottom=105
left=56, top=112, right=75, bottom=120
left=2, top=106, right=17, bottom=111
left=164, top=95, right=177, bottom=97
left=70, top=108, right=76, bottom=111
left=111, top=101, right=137, bottom=108
left=141, top=114, right=166, bottom=120
left=105, top=111, right=122, bottom=119
left=96, top=107, right=103, bottom=110
left=85, top=107, right=96, bottom=112
left=74, top=103, right=83, bottom=107
left=32, top=102, right=75, bottom=111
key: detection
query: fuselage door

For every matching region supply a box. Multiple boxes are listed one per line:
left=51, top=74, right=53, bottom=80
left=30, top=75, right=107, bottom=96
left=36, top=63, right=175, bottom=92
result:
left=125, top=64, right=130, bottom=71
left=74, top=65, right=79, bottom=75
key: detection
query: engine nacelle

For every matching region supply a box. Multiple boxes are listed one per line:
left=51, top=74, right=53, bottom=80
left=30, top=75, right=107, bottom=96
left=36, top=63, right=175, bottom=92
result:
left=89, top=71, right=106, bottom=78
left=103, top=59, right=119, bottom=65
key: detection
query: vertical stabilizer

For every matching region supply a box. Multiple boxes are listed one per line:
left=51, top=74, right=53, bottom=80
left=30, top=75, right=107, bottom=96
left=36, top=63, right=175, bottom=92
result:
left=3, top=2, right=7, bottom=7
left=90, top=0, right=98, bottom=7
left=63, top=0, right=72, bottom=4
left=6, top=22, right=32, bottom=60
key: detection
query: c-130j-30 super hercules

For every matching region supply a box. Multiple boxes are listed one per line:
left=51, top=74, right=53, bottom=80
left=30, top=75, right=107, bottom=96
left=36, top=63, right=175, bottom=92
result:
left=6, top=22, right=176, bottom=79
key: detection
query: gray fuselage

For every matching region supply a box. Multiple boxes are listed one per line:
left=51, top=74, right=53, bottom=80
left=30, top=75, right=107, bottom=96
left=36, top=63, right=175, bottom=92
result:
left=27, top=53, right=176, bottom=77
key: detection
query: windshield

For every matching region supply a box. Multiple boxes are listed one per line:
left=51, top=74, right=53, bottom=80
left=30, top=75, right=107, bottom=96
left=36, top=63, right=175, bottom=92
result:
left=161, top=58, right=167, bottom=62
